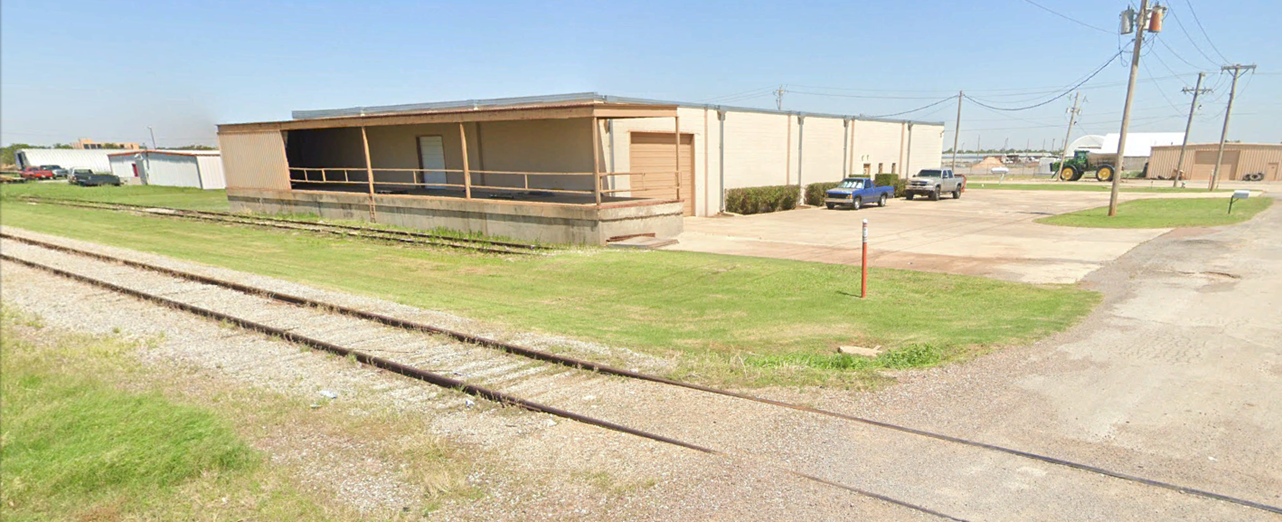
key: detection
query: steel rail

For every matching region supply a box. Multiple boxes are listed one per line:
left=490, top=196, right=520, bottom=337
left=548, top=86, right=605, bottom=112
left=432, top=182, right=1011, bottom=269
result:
left=14, top=196, right=549, bottom=253
left=5, top=233, right=1279, bottom=516
left=1, top=250, right=969, bottom=522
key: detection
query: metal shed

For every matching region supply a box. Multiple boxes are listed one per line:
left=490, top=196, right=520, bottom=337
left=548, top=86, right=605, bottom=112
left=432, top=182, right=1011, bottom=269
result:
left=15, top=149, right=132, bottom=172
left=107, top=150, right=226, bottom=189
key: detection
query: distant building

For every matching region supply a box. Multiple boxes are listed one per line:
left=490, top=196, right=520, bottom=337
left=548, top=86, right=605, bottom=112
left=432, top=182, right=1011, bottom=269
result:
left=15, top=148, right=133, bottom=172
left=1147, top=143, right=1281, bottom=181
left=72, top=138, right=141, bottom=150
left=1068, top=132, right=1183, bottom=171
left=108, top=150, right=225, bottom=189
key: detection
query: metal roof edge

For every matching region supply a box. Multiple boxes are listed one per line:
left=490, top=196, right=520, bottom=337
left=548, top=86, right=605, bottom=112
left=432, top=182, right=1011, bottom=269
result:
left=601, top=95, right=944, bottom=126
left=290, top=92, right=944, bottom=126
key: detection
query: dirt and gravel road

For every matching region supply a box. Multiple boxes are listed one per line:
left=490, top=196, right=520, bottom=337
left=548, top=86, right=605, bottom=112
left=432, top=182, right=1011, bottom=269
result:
left=790, top=194, right=1282, bottom=512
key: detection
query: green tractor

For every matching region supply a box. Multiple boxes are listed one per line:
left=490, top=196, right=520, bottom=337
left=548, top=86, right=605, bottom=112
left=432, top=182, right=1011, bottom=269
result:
left=1050, top=150, right=1117, bottom=182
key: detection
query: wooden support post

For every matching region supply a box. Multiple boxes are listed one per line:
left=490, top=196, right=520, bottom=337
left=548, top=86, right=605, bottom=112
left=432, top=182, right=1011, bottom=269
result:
left=361, top=126, right=375, bottom=220
left=458, top=123, right=471, bottom=199
left=592, top=117, right=602, bottom=206
left=674, top=115, right=681, bottom=203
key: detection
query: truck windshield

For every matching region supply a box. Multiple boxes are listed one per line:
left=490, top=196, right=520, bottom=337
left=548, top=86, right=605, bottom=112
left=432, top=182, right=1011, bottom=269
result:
left=837, top=179, right=865, bottom=189
left=917, top=170, right=942, bottom=178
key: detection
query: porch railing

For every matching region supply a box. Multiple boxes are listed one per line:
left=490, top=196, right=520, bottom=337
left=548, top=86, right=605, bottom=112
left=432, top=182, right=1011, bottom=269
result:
left=287, top=167, right=683, bottom=206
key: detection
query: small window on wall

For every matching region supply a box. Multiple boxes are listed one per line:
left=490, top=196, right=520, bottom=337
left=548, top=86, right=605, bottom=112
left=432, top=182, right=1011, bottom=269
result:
left=863, top=163, right=872, bottom=175
left=891, top=163, right=897, bottom=174
left=878, top=163, right=884, bottom=174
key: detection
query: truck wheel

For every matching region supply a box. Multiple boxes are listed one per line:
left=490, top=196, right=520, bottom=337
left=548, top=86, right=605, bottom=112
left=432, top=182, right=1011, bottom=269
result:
left=1059, top=167, right=1077, bottom=181
left=852, top=197, right=862, bottom=210
left=953, top=188, right=961, bottom=199
left=826, top=203, right=836, bottom=209
left=930, top=188, right=940, bottom=201
left=906, top=193, right=914, bottom=200
left=878, top=194, right=888, bottom=207
left=1096, top=165, right=1115, bottom=182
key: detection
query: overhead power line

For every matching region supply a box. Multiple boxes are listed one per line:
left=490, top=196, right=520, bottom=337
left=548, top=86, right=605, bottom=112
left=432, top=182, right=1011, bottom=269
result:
left=788, top=90, right=955, bottom=101
left=869, top=96, right=957, bottom=118
left=1021, top=0, right=1111, bottom=33
left=1167, top=8, right=1220, bottom=67
left=965, top=50, right=1125, bottom=111
left=1182, top=0, right=1230, bottom=63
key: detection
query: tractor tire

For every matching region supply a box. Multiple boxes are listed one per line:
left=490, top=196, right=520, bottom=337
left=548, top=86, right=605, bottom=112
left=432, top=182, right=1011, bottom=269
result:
left=1096, top=165, right=1115, bottom=182
left=1059, top=166, right=1078, bottom=182
left=852, top=197, right=862, bottom=210
left=929, top=188, right=940, bottom=201
left=826, top=203, right=836, bottom=209
left=878, top=193, right=888, bottom=207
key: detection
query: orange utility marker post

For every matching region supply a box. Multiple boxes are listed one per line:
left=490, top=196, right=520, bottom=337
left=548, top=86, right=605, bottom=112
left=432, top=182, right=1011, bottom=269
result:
left=861, top=218, right=869, bottom=298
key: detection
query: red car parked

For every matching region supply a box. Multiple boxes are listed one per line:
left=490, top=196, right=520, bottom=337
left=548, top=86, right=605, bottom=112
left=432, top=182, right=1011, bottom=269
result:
left=19, top=166, right=56, bottom=179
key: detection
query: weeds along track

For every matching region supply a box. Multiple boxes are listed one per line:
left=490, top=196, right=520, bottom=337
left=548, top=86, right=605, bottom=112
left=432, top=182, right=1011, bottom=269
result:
left=13, top=197, right=550, bottom=255
left=2, top=232, right=1278, bottom=518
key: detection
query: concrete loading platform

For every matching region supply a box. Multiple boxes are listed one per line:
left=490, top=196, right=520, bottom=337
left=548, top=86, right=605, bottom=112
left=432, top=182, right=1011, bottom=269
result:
left=228, top=187, right=683, bottom=245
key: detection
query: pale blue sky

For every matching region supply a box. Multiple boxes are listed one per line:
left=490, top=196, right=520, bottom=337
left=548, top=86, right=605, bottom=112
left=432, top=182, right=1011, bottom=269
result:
left=3, top=0, right=1277, bottom=150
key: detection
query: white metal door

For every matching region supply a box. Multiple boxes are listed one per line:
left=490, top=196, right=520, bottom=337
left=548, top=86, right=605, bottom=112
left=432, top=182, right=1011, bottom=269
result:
left=417, top=136, right=447, bottom=187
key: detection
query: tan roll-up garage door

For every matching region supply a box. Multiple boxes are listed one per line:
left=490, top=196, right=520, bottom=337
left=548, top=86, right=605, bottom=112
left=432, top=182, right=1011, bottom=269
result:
left=629, top=132, right=694, bottom=216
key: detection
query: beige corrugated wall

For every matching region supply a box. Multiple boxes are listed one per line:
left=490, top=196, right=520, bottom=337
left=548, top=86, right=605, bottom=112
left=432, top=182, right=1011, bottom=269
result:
left=218, top=131, right=291, bottom=190
left=1148, top=144, right=1282, bottom=181
left=611, top=110, right=944, bottom=216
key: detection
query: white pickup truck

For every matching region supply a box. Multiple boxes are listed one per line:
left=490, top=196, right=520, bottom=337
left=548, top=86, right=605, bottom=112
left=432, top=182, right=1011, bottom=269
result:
left=905, top=169, right=964, bottom=201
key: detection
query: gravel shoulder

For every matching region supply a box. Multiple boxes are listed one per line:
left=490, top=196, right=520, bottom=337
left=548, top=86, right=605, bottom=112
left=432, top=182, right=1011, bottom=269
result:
left=766, top=195, right=1282, bottom=509
left=1, top=256, right=916, bottom=520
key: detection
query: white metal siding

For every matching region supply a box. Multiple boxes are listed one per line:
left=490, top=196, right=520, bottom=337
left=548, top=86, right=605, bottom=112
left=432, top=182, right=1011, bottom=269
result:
left=142, top=154, right=202, bottom=188
left=195, top=155, right=226, bottom=189
left=15, top=149, right=131, bottom=172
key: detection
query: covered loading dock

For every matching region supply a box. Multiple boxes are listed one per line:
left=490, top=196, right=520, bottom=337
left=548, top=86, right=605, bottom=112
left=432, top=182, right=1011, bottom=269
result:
left=217, top=93, right=943, bottom=244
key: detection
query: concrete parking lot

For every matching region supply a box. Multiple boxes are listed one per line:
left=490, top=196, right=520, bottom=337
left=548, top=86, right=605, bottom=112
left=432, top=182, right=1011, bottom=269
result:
left=666, top=189, right=1231, bottom=284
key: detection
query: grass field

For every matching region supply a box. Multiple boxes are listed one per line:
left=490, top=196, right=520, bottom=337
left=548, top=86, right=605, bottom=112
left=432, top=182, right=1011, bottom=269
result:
left=0, top=310, right=327, bottom=521
left=1, top=182, right=230, bottom=211
left=0, top=192, right=1099, bottom=387
left=966, top=182, right=1229, bottom=193
left=1038, top=197, right=1273, bottom=228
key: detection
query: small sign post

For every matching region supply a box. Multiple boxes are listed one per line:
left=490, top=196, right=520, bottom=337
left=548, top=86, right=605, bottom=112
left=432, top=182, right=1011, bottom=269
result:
left=1229, top=190, right=1250, bottom=214
left=861, top=219, right=869, bottom=299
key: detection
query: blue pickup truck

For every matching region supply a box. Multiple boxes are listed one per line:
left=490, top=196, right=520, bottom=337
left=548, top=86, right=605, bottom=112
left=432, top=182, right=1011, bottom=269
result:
left=824, top=177, right=894, bottom=210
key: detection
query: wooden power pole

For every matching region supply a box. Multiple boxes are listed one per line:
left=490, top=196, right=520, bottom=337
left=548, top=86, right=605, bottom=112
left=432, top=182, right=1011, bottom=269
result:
left=1108, top=0, right=1148, bottom=217
left=1173, top=72, right=1209, bottom=187
left=950, top=91, right=963, bottom=171
left=1057, top=92, right=1082, bottom=181
left=1209, top=64, right=1256, bottom=190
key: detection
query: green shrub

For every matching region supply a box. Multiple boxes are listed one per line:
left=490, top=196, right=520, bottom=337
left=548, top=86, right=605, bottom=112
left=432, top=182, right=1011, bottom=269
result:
left=726, top=185, right=799, bottom=215
left=874, top=173, right=906, bottom=197
left=804, top=182, right=841, bottom=206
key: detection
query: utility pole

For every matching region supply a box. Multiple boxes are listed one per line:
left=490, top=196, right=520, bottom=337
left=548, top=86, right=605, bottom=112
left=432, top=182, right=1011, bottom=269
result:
left=1209, top=64, right=1256, bottom=190
left=1173, top=72, right=1210, bottom=187
left=950, top=90, right=963, bottom=171
left=1057, top=92, right=1082, bottom=181
left=147, top=126, right=157, bottom=150
left=774, top=85, right=786, bottom=110
left=1108, top=0, right=1149, bottom=217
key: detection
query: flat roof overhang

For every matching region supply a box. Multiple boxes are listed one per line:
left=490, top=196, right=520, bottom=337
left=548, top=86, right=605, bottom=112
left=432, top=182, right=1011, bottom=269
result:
left=218, top=101, right=678, bottom=135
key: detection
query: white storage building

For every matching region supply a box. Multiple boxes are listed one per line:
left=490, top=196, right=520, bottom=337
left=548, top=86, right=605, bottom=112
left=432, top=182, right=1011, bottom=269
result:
left=108, top=150, right=226, bottom=189
left=15, top=149, right=132, bottom=172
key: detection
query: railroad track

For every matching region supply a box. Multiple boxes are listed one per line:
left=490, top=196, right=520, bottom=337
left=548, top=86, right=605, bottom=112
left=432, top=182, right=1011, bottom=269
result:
left=3, top=232, right=1278, bottom=519
left=13, top=196, right=550, bottom=255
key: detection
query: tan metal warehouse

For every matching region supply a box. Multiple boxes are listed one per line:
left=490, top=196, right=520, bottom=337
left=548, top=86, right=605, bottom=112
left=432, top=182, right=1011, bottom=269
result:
left=217, top=93, right=943, bottom=244
left=1147, top=143, right=1282, bottom=182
